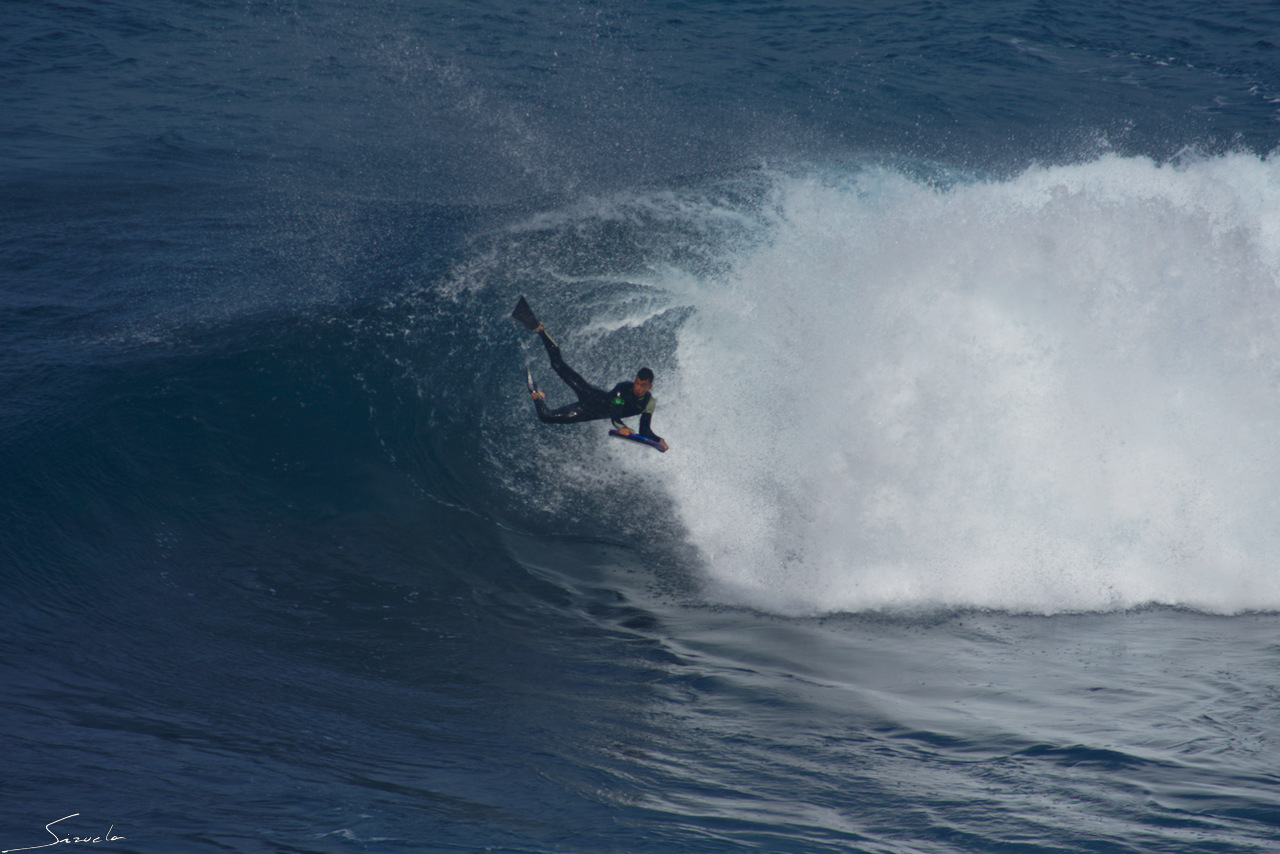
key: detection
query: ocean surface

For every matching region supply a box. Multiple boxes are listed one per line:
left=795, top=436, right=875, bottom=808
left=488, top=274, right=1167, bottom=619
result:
left=4, top=2, right=1280, bottom=851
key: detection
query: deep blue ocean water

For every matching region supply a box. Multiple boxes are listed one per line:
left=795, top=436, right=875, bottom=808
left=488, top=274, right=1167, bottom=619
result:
left=5, top=2, right=1280, bottom=852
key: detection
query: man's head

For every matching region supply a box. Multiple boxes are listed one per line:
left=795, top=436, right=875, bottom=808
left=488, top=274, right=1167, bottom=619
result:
left=633, top=367, right=654, bottom=397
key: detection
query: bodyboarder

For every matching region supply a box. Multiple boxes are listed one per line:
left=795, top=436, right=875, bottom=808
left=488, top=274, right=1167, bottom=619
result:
left=512, top=296, right=669, bottom=452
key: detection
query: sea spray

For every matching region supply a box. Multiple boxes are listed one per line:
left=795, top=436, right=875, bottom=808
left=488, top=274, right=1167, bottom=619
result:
left=663, top=154, right=1280, bottom=614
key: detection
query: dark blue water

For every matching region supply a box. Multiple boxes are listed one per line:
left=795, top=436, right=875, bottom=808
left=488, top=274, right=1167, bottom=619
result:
left=5, top=2, right=1280, bottom=852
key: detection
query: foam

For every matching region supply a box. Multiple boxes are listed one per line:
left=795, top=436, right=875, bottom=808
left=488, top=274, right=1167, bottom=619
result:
left=662, top=154, right=1280, bottom=615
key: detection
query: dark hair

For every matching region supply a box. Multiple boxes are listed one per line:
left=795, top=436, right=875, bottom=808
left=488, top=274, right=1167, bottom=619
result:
left=636, top=367, right=654, bottom=383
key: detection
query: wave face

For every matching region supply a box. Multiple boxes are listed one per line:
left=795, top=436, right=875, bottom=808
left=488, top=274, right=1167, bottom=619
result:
left=437, top=152, right=1280, bottom=617
left=656, top=155, right=1280, bottom=614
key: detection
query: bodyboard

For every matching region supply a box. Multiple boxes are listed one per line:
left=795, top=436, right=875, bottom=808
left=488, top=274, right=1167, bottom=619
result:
left=609, top=429, right=666, bottom=452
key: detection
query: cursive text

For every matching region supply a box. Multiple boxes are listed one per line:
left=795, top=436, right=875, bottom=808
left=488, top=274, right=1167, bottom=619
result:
left=3, top=815, right=124, bottom=853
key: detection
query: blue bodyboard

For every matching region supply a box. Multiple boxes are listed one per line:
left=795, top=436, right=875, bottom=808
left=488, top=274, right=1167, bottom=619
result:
left=609, top=429, right=665, bottom=452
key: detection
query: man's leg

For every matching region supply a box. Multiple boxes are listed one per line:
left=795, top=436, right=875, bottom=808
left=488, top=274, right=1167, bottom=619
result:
left=539, top=329, right=604, bottom=402
left=534, top=399, right=596, bottom=424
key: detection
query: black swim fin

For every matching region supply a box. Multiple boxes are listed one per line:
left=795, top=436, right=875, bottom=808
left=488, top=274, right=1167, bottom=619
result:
left=511, top=295, right=540, bottom=331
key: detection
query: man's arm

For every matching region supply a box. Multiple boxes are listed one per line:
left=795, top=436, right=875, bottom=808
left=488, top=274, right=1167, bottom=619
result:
left=609, top=383, right=632, bottom=432
left=637, top=398, right=668, bottom=449
left=638, top=410, right=662, bottom=443
left=610, top=384, right=669, bottom=449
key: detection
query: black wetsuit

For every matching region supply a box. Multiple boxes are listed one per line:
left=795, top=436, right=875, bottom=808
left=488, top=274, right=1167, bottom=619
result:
left=533, top=330, right=663, bottom=443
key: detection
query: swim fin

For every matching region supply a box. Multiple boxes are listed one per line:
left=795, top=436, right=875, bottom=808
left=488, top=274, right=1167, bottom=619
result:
left=511, top=295, right=540, bottom=331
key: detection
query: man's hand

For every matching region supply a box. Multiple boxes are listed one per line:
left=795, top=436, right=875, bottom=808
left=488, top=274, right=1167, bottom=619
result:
left=658, top=439, right=669, bottom=452
left=617, top=426, right=632, bottom=437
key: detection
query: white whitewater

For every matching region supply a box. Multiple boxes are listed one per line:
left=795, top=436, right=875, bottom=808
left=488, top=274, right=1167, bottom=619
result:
left=663, top=153, right=1280, bottom=614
